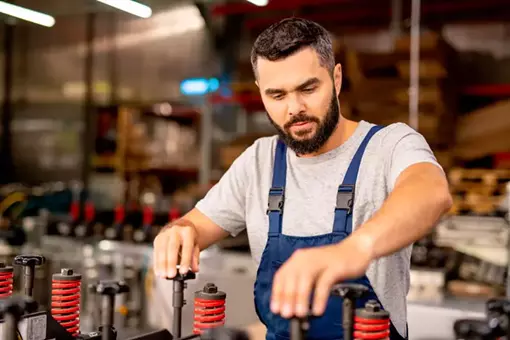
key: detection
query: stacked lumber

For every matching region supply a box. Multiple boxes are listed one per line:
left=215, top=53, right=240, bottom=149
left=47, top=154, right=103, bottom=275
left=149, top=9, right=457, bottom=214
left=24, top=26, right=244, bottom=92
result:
left=344, top=31, right=457, bottom=168
left=448, top=167, right=509, bottom=216
left=454, top=100, right=510, bottom=161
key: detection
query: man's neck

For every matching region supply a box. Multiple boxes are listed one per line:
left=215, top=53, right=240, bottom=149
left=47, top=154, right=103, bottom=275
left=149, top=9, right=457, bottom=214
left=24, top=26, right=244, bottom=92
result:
left=299, top=118, right=359, bottom=158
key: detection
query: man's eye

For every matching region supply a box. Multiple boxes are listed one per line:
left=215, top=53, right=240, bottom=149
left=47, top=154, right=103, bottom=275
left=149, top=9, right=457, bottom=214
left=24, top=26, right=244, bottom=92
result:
left=302, top=87, right=315, bottom=93
left=272, top=94, right=284, bottom=100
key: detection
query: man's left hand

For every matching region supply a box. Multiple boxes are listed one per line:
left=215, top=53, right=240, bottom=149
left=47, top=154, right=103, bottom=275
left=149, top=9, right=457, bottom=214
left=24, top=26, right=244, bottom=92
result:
left=270, top=234, right=373, bottom=318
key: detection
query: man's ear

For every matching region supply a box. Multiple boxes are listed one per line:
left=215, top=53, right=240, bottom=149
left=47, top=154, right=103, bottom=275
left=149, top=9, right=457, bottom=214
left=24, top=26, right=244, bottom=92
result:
left=255, top=80, right=259, bottom=88
left=333, top=63, right=342, bottom=96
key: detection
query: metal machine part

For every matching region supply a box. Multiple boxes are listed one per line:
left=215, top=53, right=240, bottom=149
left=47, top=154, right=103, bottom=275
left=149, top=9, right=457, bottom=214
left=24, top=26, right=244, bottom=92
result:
left=193, top=283, right=227, bottom=334
left=485, top=297, right=510, bottom=338
left=454, top=318, right=494, bottom=340
left=289, top=317, right=309, bottom=340
left=0, top=294, right=38, bottom=340
left=354, top=300, right=390, bottom=340
left=0, top=263, right=14, bottom=298
left=90, top=280, right=130, bottom=340
left=51, top=268, right=83, bottom=335
left=331, top=283, right=369, bottom=340
left=13, top=255, right=45, bottom=297
left=170, top=269, right=197, bottom=338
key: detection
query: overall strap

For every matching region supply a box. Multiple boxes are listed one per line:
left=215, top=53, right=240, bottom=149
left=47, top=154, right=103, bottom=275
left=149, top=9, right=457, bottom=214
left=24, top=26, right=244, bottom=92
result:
left=333, top=125, right=385, bottom=234
left=267, top=139, right=287, bottom=236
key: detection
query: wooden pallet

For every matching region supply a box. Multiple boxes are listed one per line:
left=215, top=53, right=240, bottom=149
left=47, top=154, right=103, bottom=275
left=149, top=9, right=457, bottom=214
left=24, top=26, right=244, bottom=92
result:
left=344, top=31, right=457, bottom=149
left=450, top=194, right=505, bottom=216
left=449, top=168, right=510, bottom=193
left=448, top=168, right=509, bottom=215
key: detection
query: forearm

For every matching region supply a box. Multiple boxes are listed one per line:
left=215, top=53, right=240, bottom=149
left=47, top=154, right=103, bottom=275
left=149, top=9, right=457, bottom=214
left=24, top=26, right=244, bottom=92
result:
left=350, top=164, right=452, bottom=260
left=167, top=208, right=231, bottom=250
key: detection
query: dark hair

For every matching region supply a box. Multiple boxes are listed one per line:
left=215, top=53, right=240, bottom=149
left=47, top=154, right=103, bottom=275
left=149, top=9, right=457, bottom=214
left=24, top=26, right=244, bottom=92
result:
left=250, top=17, right=335, bottom=78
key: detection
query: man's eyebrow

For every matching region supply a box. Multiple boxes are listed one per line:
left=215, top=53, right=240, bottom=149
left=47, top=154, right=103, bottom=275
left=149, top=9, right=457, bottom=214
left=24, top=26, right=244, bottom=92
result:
left=295, top=77, right=320, bottom=91
left=264, top=77, right=321, bottom=96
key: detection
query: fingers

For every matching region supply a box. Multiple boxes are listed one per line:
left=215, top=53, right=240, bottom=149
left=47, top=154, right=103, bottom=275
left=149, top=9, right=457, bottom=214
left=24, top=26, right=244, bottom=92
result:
left=271, top=251, right=317, bottom=319
left=312, top=271, right=338, bottom=316
left=152, top=236, right=163, bottom=276
left=179, top=228, right=194, bottom=274
left=280, top=269, right=298, bottom=318
left=275, top=270, right=314, bottom=319
left=191, top=245, right=200, bottom=272
left=295, top=274, right=314, bottom=317
left=152, top=223, right=199, bottom=279
left=166, top=232, right=180, bottom=278
left=270, top=269, right=284, bottom=315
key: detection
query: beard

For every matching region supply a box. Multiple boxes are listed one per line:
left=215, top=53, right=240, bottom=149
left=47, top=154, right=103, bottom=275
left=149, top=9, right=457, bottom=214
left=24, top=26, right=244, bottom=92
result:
left=267, top=88, right=340, bottom=155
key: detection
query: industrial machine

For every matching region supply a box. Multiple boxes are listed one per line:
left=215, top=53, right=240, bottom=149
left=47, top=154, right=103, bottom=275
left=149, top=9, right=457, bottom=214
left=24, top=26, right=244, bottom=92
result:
left=1, top=251, right=510, bottom=340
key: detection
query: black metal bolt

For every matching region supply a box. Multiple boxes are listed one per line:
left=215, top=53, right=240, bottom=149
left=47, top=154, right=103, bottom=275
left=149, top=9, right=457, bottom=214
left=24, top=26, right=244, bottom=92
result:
left=364, top=300, right=381, bottom=312
left=90, top=280, right=129, bottom=340
left=13, top=255, right=45, bottom=297
left=203, top=283, right=218, bottom=294
left=331, top=283, right=369, bottom=340
left=61, top=268, right=74, bottom=276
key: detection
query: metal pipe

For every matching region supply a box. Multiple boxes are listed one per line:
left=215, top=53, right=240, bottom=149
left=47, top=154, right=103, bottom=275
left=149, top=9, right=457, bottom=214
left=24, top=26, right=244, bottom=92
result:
left=1, top=21, right=14, bottom=184
left=390, top=0, right=402, bottom=41
left=506, top=181, right=510, bottom=298
left=82, top=12, right=96, bottom=198
left=23, top=265, right=34, bottom=297
left=101, top=294, right=114, bottom=340
left=172, top=280, right=184, bottom=338
left=199, top=99, right=213, bottom=188
left=409, top=0, right=421, bottom=130
left=4, top=313, right=17, bottom=340
left=109, top=11, right=118, bottom=105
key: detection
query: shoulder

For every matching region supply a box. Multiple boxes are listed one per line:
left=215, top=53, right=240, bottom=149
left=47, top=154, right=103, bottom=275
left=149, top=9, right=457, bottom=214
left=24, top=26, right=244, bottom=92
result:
left=243, top=135, right=279, bottom=160
left=379, top=122, right=423, bottom=141
left=227, top=135, right=279, bottom=175
left=367, top=122, right=429, bottom=150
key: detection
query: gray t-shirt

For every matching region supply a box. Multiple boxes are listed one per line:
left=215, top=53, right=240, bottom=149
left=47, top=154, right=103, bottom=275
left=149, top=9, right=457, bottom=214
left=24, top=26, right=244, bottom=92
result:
left=195, top=120, right=443, bottom=337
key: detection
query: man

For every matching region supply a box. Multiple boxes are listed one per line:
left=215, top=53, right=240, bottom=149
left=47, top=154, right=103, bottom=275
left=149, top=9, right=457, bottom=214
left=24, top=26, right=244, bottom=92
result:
left=153, top=18, right=452, bottom=340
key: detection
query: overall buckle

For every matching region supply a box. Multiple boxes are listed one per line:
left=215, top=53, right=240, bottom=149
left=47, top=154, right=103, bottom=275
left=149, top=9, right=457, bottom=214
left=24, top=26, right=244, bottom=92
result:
left=267, top=187, right=285, bottom=214
left=336, top=185, right=354, bottom=215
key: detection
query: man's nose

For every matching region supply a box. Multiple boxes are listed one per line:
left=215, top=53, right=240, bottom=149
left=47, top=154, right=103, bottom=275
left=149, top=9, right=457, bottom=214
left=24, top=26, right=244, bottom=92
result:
left=287, top=93, right=305, bottom=116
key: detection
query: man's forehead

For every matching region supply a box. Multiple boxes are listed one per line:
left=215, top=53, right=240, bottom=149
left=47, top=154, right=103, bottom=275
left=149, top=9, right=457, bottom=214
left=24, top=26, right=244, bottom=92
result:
left=257, top=48, right=326, bottom=89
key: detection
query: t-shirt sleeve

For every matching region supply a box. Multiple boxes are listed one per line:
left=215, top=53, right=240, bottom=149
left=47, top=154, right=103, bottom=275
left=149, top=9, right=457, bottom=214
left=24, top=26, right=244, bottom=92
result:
left=384, top=123, right=444, bottom=192
left=194, top=143, right=255, bottom=237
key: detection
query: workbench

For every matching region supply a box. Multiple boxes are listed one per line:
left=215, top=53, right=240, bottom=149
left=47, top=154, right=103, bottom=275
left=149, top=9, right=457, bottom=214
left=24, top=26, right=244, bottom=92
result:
left=149, top=249, right=488, bottom=340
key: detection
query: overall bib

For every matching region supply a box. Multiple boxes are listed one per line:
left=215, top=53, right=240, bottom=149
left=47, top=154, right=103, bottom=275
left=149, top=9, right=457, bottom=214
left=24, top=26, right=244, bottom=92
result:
left=253, top=126, right=407, bottom=340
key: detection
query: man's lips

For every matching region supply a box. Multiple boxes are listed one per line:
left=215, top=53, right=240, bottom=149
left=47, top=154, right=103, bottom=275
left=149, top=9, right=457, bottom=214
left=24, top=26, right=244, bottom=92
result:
left=289, top=121, right=314, bottom=130
left=292, top=121, right=309, bottom=126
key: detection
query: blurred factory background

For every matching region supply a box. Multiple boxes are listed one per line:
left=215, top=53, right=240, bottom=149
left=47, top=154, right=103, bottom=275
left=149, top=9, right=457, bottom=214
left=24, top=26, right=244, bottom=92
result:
left=0, top=0, right=509, bottom=339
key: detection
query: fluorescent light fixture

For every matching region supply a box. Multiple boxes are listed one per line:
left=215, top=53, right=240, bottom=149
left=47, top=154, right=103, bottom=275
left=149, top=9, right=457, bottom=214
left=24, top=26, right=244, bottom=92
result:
left=246, top=0, right=268, bottom=6
left=0, top=1, right=55, bottom=27
left=96, top=0, right=152, bottom=18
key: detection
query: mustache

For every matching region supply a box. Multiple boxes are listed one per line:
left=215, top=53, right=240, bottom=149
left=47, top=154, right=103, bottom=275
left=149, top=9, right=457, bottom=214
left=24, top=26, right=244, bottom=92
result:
left=283, top=114, right=320, bottom=130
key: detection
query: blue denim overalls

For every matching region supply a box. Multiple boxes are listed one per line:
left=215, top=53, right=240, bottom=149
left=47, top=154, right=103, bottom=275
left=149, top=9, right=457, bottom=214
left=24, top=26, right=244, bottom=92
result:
left=253, top=125, right=407, bottom=340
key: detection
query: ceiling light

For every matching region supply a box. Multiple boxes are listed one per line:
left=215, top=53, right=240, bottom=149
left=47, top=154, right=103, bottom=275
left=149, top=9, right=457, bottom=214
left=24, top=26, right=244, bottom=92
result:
left=96, top=0, right=152, bottom=18
left=246, top=0, right=268, bottom=6
left=0, top=1, right=55, bottom=27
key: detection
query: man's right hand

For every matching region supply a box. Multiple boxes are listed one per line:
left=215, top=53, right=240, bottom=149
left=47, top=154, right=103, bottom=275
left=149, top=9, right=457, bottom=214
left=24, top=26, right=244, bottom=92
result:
left=153, top=219, right=201, bottom=278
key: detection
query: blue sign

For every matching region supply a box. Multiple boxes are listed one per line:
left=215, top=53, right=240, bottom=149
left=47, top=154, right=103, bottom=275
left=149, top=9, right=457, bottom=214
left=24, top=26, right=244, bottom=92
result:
left=180, top=78, right=219, bottom=96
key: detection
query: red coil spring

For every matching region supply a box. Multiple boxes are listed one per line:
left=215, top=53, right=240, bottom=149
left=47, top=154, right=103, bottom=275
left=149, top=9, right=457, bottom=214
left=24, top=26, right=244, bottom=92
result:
left=193, top=284, right=226, bottom=334
left=84, top=201, right=95, bottom=222
left=353, top=315, right=390, bottom=340
left=143, top=206, right=154, bottom=225
left=70, top=201, right=80, bottom=221
left=169, top=207, right=180, bottom=222
left=114, top=204, right=125, bottom=223
left=0, top=264, right=13, bottom=298
left=51, top=274, right=81, bottom=336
